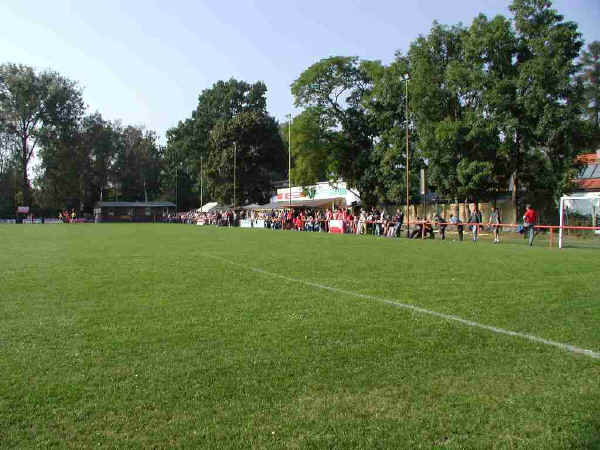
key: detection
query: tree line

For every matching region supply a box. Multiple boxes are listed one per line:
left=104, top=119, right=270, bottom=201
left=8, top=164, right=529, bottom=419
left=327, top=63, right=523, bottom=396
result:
left=1, top=0, right=599, bottom=219
left=284, top=0, right=600, bottom=221
left=0, top=64, right=164, bottom=217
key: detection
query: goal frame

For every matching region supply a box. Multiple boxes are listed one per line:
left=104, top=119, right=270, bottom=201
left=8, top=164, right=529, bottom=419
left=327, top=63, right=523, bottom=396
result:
left=558, top=192, right=600, bottom=249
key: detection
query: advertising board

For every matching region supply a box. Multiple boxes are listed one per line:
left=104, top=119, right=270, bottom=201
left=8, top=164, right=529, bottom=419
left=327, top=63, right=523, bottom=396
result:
left=328, top=220, right=344, bottom=234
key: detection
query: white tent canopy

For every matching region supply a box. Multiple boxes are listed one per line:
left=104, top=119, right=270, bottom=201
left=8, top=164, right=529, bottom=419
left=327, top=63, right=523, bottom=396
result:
left=197, top=202, right=219, bottom=213
left=272, top=181, right=360, bottom=208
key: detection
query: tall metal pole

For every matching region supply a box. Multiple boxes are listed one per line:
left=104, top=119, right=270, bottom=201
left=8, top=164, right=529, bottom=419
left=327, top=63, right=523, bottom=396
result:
left=288, top=114, right=292, bottom=209
left=558, top=196, right=564, bottom=249
left=200, top=155, right=203, bottom=210
left=233, top=142, right=237, bottom=209
left=175, top=166, right=178, bottom=213
left=405, top=75, right=410, bottom=237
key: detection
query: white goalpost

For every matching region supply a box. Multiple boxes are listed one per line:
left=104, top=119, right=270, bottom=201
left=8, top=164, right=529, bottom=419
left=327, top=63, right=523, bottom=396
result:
left=558, top=192, right=600, bottom=249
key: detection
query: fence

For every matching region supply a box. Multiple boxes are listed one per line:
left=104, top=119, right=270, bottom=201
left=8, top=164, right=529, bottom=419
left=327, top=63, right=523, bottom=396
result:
left=211, top=217, right=599, bottom=249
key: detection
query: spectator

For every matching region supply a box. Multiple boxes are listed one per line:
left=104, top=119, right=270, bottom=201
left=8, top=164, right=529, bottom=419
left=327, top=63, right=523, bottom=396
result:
left=358, top=210, right=367, bottom=235
left=489, top=206, right=501, bottom=244
left=435, top=213, right=447, bottom=240
left=523, top=204, right=538, bottom=246
left=424, top=217, right=435, bottom=239
left=449, top=214, right=463, bottom=241
left=392, top=209, right=404, bottom=238
left=410, top=217, right=423, bottom=239
left=468, top=206, right=482, bottom=242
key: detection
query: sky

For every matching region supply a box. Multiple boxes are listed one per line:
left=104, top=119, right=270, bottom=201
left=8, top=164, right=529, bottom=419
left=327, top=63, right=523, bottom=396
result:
left=1, top=0, right=599, bottom=143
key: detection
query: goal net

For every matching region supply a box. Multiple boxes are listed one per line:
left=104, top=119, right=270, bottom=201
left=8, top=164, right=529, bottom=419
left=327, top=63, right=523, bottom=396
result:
left=559, top=194, right=600, bottom=249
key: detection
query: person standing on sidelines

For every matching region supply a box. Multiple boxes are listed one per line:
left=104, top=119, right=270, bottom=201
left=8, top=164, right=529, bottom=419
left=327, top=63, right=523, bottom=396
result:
left=449, top=214, right=463, bottom=241
left=489, top=206, right=501, bottom=244
left=468, top=206, right=482, bottom=242
left=435, top=213, right=447, bottom=240
left=523, top=204, right=538, bottom=246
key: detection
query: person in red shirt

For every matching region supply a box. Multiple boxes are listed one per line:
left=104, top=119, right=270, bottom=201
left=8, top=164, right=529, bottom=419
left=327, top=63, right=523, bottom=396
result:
left=523, top=204, right=538, bottom=246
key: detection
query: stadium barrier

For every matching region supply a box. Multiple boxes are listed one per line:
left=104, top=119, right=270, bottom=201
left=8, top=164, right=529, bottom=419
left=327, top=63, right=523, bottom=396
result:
left=0, top=218, right=94, bottom=224
left=211, top=217, right=599, bottom=248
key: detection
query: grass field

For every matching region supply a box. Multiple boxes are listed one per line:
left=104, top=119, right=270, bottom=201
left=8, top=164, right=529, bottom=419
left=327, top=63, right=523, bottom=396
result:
left=1, top=224, right=599, bottom=449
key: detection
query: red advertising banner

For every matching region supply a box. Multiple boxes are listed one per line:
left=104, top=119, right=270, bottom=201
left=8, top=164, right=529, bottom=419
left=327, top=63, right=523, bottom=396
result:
left=329, top=219, right=344, bottom=234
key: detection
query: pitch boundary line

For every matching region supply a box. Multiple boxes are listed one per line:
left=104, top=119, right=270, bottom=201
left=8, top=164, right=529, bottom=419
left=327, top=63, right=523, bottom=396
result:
left=206, top=254, right=600, bottom=360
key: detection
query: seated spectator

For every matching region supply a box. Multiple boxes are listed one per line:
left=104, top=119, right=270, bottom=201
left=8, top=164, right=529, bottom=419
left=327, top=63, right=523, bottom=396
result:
left=424, top=217, right=435, bottom=239
left=434, top=214, right=447, bottom=240
left=409, top=217, right=423, bottom=239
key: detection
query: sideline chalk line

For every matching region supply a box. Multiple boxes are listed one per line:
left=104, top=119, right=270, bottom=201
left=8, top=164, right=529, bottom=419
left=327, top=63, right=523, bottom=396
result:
left=205, top=254, right=600, bottom=360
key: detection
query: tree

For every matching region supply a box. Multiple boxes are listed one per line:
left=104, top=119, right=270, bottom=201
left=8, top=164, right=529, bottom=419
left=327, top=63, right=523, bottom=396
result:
left=113, top=126, right=163, bottom=203
left=36, top=113, right=124, bottom=212
left=578, top=41, right=600, bottom=144
left=0, top=129, right=18, bottom=217
left=408, top=22, right=499, bottom=209
left=282, top=108, right=331, bottom=187
left=210, top=111, right=285, bottom=205
left=81, top=114, right=120, bottom=203
left=291, top=57, right=380, bottom=205
left=0, top=63, right=84, bottom=206
left=505, top=0, right=584, bottom=219
left=362, top=56, right=421, bottom=206
left=165, top=78, right=284, bottom=206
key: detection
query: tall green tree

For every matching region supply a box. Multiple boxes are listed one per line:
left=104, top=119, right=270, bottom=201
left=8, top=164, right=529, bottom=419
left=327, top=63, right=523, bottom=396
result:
left=113, top=126, right=163, bottom=203
left=210, top=111, right=285, bottom=205
left=165, top=78, right=285, bottom=206
left=362, top=56, right=421, bottom=206
left=0, top=63, right=84, bottom=206
left=282, top=108, right=331, bottom=187
left=503, top=0, right=584, bottom=219
left=578, top=41, right=600, bottom=143
left=409, top=22, right=499, bottom=208
left=37, top=113, right=125, bottom=212
left=291, top=56, right=380, bottom=205
left=0, top=130, right=18, bottom=216
left=36, top=117, right=86, bottom=211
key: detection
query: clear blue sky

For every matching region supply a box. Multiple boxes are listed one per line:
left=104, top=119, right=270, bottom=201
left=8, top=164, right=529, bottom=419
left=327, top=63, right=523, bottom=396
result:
left=1, top=0, right=598, bottom=143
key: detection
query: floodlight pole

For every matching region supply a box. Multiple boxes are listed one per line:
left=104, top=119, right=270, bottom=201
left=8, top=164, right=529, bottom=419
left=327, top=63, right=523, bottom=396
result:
left=404, top=74, right=410, bottom=237
left=200, top=155, right=203, bottom=210
left=233, top=142, right=237, bottom=209
left=558, top=196, right=564, bottom=249
left=288, top=113, right=292, bottom=209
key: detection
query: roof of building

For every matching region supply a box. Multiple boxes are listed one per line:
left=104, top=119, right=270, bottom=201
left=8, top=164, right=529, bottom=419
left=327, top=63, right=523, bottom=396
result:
left=574, top=152, right=600, bottom=191
left=95, top=201, right=176, bottom=207
left=575, top=179, right=600, bottom=190
left=579, top=163, right=600, bottom=180
left=576, top=152, right=600, bottom=164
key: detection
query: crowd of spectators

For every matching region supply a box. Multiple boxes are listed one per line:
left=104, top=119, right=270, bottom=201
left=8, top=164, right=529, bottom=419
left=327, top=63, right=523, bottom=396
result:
left=173, top=204, right=542, bottom=244
left=174, top=206, right=472, bottom=239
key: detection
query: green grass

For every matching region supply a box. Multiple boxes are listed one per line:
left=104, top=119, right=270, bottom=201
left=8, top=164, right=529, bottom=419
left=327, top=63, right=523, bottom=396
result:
left=1, top=224, right=599, bottom=449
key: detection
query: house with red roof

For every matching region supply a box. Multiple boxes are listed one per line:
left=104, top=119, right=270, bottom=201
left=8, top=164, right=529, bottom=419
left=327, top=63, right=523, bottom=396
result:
left=575, top=150, right=600, bottom=191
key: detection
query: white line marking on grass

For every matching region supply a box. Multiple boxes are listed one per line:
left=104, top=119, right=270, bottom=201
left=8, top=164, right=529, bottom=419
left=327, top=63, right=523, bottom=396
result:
left=206, top=254, right=600, bottom=360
